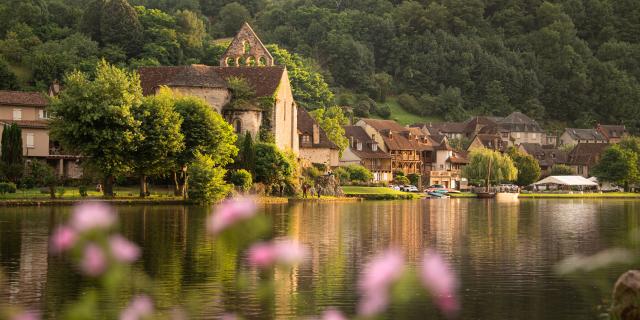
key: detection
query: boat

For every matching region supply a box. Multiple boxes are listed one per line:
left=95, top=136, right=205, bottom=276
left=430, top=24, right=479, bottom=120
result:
left=428, top=191, right=450, bottom=199
left=475, top=191, right=496, bottom=199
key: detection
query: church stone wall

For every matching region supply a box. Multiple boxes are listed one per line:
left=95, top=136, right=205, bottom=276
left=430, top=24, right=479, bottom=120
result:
left=168, top=87, right=230, bottom=113
left=224, top=110, right=262, bottom=138
left=273, top=69, right=299, bottom=154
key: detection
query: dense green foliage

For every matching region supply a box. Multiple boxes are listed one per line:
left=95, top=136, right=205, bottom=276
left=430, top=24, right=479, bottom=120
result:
left=463, top=148, right=518, bottom=188
left=3, top=0, right=640, bottom=128
left=0, top=182, right=16, bottom=194
left=507, top=147, right=541, bottom=186
left=593, top=143, right=640, bottom=189
left=310, top=106, right=349, bottom=155
left=228, top=169, right=252, bottom=192
left=27, top=160, right=58, bottom=199
left=188, top=152, right=231, bottom=203
left=346, top=165, right=374, bottom=183
left=253, top=142, right=294, bottom=189
left=1, top=123, right=24, bottom=183
left=549, top=164, right=575, bottom=175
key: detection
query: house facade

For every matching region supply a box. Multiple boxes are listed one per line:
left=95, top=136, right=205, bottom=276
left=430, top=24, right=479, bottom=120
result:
left=138, top=23, right=299, bottom=154
left=479, top=112, right=545, bottom=146
left=297, top=108, right=339, bottom=169
left=356, top=119, right=422, bottom=176
left=559, top=128, right=607, bottom=146
left=568, top=143, right=610, bottom=177
left=0, top=90, right=81, bottom=178
left=596, top=124, right=627, bottom=143
left=341, top=125, right=392, bottom=182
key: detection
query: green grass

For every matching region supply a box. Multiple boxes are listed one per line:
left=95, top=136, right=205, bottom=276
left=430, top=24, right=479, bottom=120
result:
left=519, top=192, right=640, bottom=198
left=0, top=186, right=181, bottom=200
left=374, top=97, right=443, bottom=126
left=449, top=192, right=476, bottom=198
left=342, top=186, right=422, bottom=200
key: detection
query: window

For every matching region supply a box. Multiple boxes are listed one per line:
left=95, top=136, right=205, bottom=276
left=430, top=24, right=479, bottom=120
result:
left=26, top=133, right=34, bottom=148
left=357, top=142, right=362, bottom=151
left=302, top=135, right=311, bottom=144
left=515, top=132, right=521, bottom=138
left=577, top=166, right=583, bottom=174
left=39, top=109, right=49, bottom=119
left=532, top=133, right=537, bottom=139
left=232, top=119, right=242, bottom=134
left=13, top=109, right=21, bottom=120
left=372, top=143, right=378, bottom=151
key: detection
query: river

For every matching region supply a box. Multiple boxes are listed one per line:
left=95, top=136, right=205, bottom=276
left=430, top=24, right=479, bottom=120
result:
left=1, top=199, right=639, bottom=319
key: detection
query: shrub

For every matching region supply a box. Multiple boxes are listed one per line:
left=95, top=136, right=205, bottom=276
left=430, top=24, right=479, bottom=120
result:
left=79, top=186, right=88, bottom=197
left=229, top=169, right=252, bottom=193
left=346, top=165, right=373, bottom=183
left=0, top=182, right=17, bottom=194
left=303, top=166, right=322, bottom=180
left=377, top=105, right=391, bottom=119
left=407, top=173, right=421, bottom=186
left=397, top=93, right=420, bottom=115
left=550, top=164, right=575, bottom=176
left=334, top=167, right=350, bottom=183
left=56, top=187, right=66, bottom=198
left=27, top=160, right=58, bottom=199
left=188, top=152, right=231, bottom=203
left=394, top=175, right=410, bottom=185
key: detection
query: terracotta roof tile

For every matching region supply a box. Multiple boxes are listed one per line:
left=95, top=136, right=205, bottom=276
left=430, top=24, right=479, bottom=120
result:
left=343, top=126, right=391, bottom=159
left=138, top=65, right=285, bottom=98
left=0, top=91, right=48, bottom=107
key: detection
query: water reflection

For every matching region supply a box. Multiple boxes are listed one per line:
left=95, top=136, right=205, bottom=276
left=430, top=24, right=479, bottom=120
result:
left=0, top=200, right=638, bottom=319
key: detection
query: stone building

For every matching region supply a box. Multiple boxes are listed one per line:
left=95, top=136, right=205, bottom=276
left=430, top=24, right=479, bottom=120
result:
left=0, top=90, right=81, bottom=177
left=478, top=112, right=545, bottom=146
left=341, top=125, right=392, bottom=182
left=596, top=124, right=627, bottom=143
left=568, top=143, right=610, bottom=177
left=559, top=128, right=607, bottom=146
left=139, top=23, right=299, bottom=154
left=297, top=108, right=339, bottom=169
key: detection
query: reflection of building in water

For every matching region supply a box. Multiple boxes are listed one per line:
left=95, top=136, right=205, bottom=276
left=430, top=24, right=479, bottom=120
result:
left=425, top=199, right=468, bottom=258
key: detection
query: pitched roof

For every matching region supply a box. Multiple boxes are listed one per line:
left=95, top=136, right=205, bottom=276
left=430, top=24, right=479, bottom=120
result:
left=563, top=128, right=607, bottom=141
left=464, top=116, right=498, bottom=133
left=297, top=108, right=337, bottom=149
left=138, top=65, right=285, bottom=98
left=597, top=124, right=626, bottom=139
left=0, top=91, right=48, bottom=107
left=343, top=125, right=391, bottom=159
left=359, top=118, right=407, bottom=132
left=473, top=134, right=504, bottom=150
left=496, top=112, right=543, bottom=132
left=422, top=121, right=467, bottom=134
left=520, top=143, right=569, bottom=167
left=568, top=143, right=610, bottom=166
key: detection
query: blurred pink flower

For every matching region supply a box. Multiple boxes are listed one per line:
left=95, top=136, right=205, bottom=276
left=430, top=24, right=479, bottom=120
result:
left=220, top=314, right=238, bottom=320
left=357, top=249, right=405, bottom=316
left=421, top=250, right=459, bottom=317
left=247, top=242, right=276, bottom=268
left=120, top=295, right=154, bottom=320
left=207, top=197, right=257, bottom=235
left=109, top=235, right=140, bottom=263
left=10, top=311, right=40, bottom=320
left=50, top=226, right=77, bottom=253
left=80, top=243, right=107, bottom=276
left=247, top=239, right=308, bottom=268
left=71, top=202, right=116, bottom=232
left=321, top=308, right=347, bottom=320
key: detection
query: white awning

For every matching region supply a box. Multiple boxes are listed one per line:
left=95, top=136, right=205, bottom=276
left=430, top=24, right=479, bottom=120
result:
left=533, top=175, right=599, bottom=186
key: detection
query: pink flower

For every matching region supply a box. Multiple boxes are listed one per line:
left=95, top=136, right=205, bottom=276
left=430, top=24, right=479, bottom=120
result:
left=357, top=249, right=405, bottom=316
left=109, top=235, right=140, bottom=263
left=50, top=226, right=77, bottom=253
left=71, top=202, right=116, bottom=232
left=220, top=314, right=238, bottom=320
left=321, top=308, right=347, bottom=320
left=421, top=250, right=459, bottom=317
left=10, top=311, right=40, bottom=320
left=247, top=242, right=277, bottom=268
left=80, top=243, right=107, bottom=277
left=247, top=239, right=308, bottom=268
left=207, top=197, right=257, bottom=235
left=120, top=295, right=154, bottom=320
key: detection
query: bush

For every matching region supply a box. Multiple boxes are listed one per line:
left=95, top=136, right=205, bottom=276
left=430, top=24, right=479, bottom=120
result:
left=56, top=187, right=66, bottom=198
left=407, top=173, right=421, bottom=186
left=0, top=182, right=17, bottom=194
left=550, top=164, right=575, bottom=176
left=334, top=167, right=350, bottom=183
left=79, top=186, right=88, bottom=197
left=377, top=105, right=391, bottom=119
left=347, top=165, right=373, bottom=183
left=397, top=93, right=420, bottom=115
left=188, top=152, right=232, bottom=204
left=303, top=166, right=322, bottom=180
left=228, top=169, right=252, bottom=193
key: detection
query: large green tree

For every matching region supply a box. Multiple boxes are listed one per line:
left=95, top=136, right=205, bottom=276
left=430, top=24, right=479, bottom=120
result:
left=1, top=123, right=23, bottom=183
left=463, top=148, right=518, bottom=191
left=310, top=106, right=349, bottom=156
left=507, top=147, right=541, bottom=186
left=49, top=60, right=143, bottom=196
left=0, top=56, right=18, bottom=90
left=82, top=0, right=143, bottom=57
left=593, top=144, right=640, bottom=190
left=253, top=142, right=294, bottom=192
left=173, top=95, right=237, bottom=197
left=131, top=87, right=184, bottom=197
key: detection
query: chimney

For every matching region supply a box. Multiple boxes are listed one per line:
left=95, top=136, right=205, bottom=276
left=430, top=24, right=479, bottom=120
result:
left=313, top=124, right=320, bottom=144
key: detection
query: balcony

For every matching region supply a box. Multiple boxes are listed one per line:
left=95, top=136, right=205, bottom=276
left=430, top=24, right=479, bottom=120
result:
left=427, top=170, right=461, bottom=178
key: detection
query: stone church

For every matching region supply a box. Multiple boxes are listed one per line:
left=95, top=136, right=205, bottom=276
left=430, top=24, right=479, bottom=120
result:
left=138, top=23, right=299, bottom=154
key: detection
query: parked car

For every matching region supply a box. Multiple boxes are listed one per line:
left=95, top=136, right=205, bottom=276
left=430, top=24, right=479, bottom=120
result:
left=403, top=185, right=419, bottom=192
left=424, top=184, right=446, bottom=193
left=389, top=185, right=401, bottom=191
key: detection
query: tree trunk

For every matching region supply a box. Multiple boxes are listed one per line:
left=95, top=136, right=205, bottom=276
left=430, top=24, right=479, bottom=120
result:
left=139, top=175, right=147, bottom=198
left=49, top=185, right=56, bottom=199
left=103, top=175, right=114, bottom=197
left=182, top=173, right=188, bottom=200
left=172, top=171, right=181, bottom=196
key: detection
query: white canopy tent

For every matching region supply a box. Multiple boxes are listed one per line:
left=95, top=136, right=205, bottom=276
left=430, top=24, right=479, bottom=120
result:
left=532, top=175, right=599, bottom=192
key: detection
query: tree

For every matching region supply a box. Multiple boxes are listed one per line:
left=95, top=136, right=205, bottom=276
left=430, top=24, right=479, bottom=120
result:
left=28, top=160, right=58, bottom=199
left=507, top=147, right=541, bottom=186
left=1, top=123, right=23, bottom=183
left=239, top=133, right=255, bottom=174
left=347, top=165, right=373, bottom=183
left=218, top=2, right=250, bottom=36
left=0, top=56, right=18, bottom=90
left=131, top=87, right=184, bottom=197
left=228, top=169, right=252, bottom=193
left=188, top=152, right=231, bottom=203
left=463, top=148, right=517, bottom=191
left=549, top=164, right=575, bottom=176
left=82, top=0, right=143, bottom=57
left=593, top=144, right=640, bottom=190
left=173, top=95, right=237, bottom=197
left=253, top=142, right=294, bottom=191
left=50, top=60, right=143, bottom=197
left=267, top=44, right=334, bottom=110
left=310, top=106, right=349, bottom=156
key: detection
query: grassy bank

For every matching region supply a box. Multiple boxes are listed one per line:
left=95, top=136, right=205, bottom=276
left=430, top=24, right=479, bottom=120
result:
left=373, top=97, right=442, bottom=125
left=449, top=192, right=476, bottom=198
left=0, top=186, right=180, bottom=200
left=342, top=186, right=422, bottom=200
left=519, top=192, right=640, bottom=198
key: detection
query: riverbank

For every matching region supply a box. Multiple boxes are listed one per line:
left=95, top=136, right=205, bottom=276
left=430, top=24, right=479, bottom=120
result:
left=342, top=186, right=422, bottom=200
left=519, top=192, right=640, bottom=198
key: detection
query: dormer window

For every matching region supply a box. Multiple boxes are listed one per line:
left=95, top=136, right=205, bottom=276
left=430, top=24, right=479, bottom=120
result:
left=357, top=142, right=362, bottom=151
left=302, top=135, right=311, bottom=144
left=372, top=143, right=378, bottom=151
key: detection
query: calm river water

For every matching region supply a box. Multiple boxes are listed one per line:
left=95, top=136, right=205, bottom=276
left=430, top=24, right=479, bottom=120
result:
left=1, top=199, right=640, bottom=319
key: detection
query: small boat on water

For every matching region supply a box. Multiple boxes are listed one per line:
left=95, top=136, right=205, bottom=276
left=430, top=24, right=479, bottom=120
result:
left=428, top=191, right=450, bottom=199
left=475, top=191, right=496, bottom=199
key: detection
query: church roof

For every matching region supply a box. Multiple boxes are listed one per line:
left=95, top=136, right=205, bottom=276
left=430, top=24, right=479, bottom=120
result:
left=138, top=65, right=285, bottom=98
